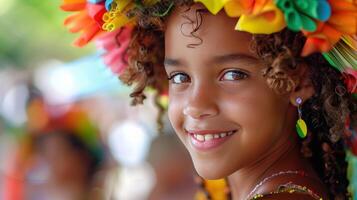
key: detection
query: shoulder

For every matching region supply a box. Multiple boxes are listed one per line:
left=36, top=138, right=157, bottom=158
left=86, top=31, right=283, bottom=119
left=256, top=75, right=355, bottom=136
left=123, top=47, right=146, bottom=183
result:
left=251, top=171, right=328, bottom=200
left=252, top=192, right=322, bottom=200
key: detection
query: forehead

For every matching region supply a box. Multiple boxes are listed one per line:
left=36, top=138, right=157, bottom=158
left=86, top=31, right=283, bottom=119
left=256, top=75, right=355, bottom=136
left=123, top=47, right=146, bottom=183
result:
left=164, top=3, right=254, bottom=59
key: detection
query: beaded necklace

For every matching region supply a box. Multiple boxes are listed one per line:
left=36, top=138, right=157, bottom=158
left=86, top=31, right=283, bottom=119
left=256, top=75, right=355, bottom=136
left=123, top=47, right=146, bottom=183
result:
left=245, top=170, right=323, bottom=200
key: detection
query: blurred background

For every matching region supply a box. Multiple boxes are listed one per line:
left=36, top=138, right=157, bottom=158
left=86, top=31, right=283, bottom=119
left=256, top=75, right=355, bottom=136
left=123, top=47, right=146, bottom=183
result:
left=0, top=1, right=356, bottom=200
left=0, top=1, right=197, bottom=199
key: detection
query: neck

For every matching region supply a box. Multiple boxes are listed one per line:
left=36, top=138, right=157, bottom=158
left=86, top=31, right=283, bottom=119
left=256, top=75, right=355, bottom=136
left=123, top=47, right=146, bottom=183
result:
left=227, top=131, right=301, bottom=200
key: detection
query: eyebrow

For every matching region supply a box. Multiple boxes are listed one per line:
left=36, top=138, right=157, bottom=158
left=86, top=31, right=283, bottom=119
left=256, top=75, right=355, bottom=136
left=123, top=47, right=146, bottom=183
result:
left=164, top=53, right=258, bottom=67
left=212, top=53, right=258, bottom=64
left=164, top=58, right=181, bottom=67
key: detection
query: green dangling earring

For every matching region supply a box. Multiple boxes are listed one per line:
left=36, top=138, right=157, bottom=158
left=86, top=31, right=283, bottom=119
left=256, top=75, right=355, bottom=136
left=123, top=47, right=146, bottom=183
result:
left=295, top=97, right=307, bottom=138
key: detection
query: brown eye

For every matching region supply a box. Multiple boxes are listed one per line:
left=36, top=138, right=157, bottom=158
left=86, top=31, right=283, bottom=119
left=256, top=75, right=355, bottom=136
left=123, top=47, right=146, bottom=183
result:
left=168, top=73, right=190, bottom=84
left=220, top=70, right=248, bottom=81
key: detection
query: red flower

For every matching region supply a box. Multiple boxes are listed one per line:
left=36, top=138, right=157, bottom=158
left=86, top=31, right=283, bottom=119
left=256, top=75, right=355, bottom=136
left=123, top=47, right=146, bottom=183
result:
left=343, top=68, right=357, bottom=94
left=95, top=26, right=133, bottom=74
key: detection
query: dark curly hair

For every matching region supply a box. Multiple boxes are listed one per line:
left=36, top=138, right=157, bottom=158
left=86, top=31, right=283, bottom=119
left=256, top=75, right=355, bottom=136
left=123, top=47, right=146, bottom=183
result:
left=251, top=31, right=356, bottom=200
left=116, top=1, right=356, bottom=199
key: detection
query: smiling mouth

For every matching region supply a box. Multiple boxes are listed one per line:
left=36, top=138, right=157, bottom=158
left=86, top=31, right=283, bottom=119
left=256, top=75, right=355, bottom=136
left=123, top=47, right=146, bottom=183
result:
left=185, top=129, right=238, bottom=151
left=185, top=129, right=238, bottom=142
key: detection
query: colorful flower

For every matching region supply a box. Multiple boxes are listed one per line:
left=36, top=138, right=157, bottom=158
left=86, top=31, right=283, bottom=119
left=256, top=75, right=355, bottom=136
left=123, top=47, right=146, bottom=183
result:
left=343, top=68, right=357, bottom=94
left=194, top=0, right=230, bottom=14
left=224, top=0, right=270, bottom=16
left=95, top=26, right=133, bottom=74
left=276, top=0, right=331, bottom=32
left=101, top=0, right=160, bottom=32
left=61, top=0, right=87, bottom=11
left=61, top=0, right=356, bottom=85
left=101, top=0, right=135, bottom=31
left=195, top=0, right=286, bottom=34
left=231, top=0, right=286, bottom=34
left=301, top=0, right=357, bottom=56
left=61, top=0, right=106, bottom=46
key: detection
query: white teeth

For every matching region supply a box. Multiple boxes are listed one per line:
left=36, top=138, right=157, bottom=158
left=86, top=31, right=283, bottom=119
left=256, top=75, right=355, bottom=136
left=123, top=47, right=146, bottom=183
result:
left=220, top=133, right=227, bottom=137
left=196, top=134, right=205, bottom=142
left=192, top=131, right=235, bottom=142
left=204, top=134, right=214, bottom=141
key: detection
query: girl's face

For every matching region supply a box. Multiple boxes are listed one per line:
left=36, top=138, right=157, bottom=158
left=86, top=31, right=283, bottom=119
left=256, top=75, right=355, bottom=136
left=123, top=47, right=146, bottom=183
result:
left=164, top=4, right=296, bottom=179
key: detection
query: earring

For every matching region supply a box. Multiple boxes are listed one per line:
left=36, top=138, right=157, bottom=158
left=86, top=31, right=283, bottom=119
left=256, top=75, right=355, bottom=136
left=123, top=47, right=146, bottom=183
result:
left=296, top=97, right=307, bottom=138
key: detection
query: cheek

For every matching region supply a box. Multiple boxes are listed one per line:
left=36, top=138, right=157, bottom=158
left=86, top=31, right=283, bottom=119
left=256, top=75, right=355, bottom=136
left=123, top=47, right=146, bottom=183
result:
left=168, top=97, right=191, bottom=152
left=222, top=83, right=288, bottom=145
left=227, top=94, right=283, bottom=125
left=168, top=95, right=184, bottom=132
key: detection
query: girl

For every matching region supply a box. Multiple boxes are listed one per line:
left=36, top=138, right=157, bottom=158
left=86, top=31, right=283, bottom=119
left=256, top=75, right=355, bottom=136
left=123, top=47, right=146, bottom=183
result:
left=61, top=0, right=357, bottom=199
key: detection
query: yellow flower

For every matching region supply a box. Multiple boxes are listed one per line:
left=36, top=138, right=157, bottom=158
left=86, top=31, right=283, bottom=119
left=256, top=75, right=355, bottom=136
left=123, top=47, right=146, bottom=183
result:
left=194, top=0, right=230, bottom=14
left=195, top=0, right=286, bottom=34
left=231, top=1, right=286, bottom=34
left=224, top=0, right=269, bottom=16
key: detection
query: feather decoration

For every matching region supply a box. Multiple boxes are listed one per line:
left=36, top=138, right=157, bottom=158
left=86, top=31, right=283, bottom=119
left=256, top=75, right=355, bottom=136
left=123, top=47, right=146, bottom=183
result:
left=323, top=35, right=357, bottom=71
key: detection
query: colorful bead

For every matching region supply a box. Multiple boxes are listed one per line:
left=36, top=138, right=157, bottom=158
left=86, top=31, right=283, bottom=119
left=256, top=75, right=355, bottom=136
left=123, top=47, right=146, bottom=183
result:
left=296, top=118, right=308, bottom=138
left=296, top=97, right=302, bottom=104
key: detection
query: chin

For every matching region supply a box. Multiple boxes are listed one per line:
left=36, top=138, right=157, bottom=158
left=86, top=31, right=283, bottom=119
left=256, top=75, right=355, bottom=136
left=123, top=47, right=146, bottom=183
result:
left=192, top=158, right=231, bottom=180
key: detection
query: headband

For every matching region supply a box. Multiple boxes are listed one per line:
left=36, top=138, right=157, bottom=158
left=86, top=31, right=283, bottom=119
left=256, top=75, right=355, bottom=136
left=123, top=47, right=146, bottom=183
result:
left=60, top=0, right=356, bottom=94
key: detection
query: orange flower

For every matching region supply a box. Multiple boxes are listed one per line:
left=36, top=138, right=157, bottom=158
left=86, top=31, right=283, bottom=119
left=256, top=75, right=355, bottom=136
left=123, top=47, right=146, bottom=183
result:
left=302, top=0, right=357, bottom=56
left=61, top=0, right=87, bottom=11
left=61, top=0, right=106, bottom=47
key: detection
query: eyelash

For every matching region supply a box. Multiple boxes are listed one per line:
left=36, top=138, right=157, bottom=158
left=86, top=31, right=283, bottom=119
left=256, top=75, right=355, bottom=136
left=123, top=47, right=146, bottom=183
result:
left=167, top=69, right=249, bottom=84
left=168, top=72, right=190, bottom=84
left=220, top=69, right=249, bottom=81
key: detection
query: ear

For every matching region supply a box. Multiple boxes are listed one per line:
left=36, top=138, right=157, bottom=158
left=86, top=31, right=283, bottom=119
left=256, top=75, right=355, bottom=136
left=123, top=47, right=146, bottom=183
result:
left=289, top=64, right=315, bottom=106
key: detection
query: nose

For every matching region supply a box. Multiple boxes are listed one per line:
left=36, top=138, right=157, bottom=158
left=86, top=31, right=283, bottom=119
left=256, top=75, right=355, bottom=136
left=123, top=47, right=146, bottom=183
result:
left=182, top=84, right=219, bottom=120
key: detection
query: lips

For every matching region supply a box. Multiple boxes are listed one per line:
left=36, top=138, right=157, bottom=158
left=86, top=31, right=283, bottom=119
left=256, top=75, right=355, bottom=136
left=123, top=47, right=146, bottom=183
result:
left=185, top=129, right=237, bottom=151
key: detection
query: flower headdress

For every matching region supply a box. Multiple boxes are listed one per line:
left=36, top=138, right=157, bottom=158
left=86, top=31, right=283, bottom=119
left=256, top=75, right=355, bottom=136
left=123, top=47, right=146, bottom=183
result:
left=61, top=0, right=357, bottom=94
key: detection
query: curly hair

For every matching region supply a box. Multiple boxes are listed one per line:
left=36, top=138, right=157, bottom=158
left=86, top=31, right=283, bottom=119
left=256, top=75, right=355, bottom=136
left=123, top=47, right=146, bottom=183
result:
left=251, top=31, right=356, bottom=199
left=117, top=1, right=356, bottom=199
